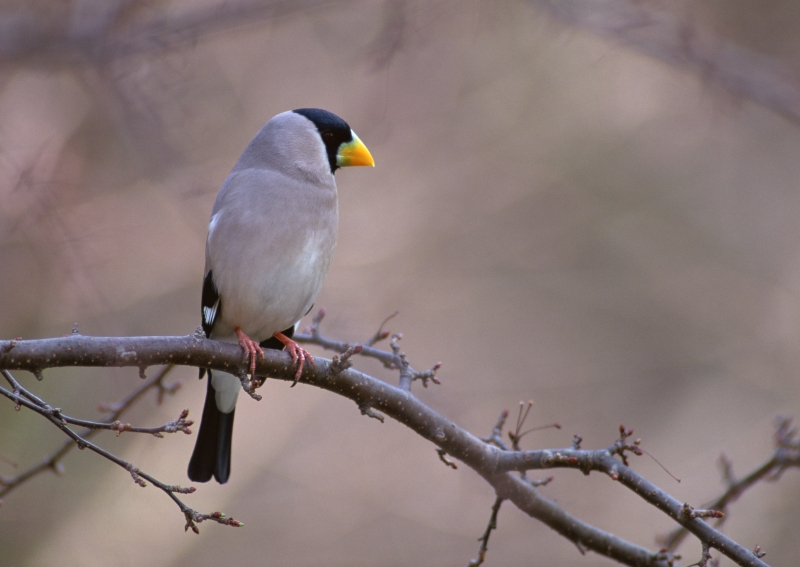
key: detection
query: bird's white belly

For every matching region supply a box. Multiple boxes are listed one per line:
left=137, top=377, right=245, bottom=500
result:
left=212, top=229, right=334, bottom=341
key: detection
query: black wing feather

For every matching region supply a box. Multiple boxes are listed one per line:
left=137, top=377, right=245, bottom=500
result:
left=201, top=270, right=220, bottom=339
left=198, top=270, right=220, bottom=380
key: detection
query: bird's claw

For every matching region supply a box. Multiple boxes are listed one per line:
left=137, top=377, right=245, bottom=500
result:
left=286, top=341, right=315, bottom=386
left=273, top=332, right=315, bottom=386
left=235, top=327, right=265, bottom=377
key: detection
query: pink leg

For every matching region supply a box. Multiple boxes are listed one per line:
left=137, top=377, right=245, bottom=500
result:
left=235, top=327, right=265, bottom=377
left=273, top=331, right=315, bottom=384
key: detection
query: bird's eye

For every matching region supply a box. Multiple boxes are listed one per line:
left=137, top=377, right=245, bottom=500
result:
left=322, top=131, right=334, bottom=140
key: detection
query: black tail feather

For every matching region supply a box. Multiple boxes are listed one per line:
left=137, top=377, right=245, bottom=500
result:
left=188, top=372, right=234, bottom=484
left=214, top=403, right=234, bottom=484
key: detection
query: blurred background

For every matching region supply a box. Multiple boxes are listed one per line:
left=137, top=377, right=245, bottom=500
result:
left=1, top=0, right=800, bottom=565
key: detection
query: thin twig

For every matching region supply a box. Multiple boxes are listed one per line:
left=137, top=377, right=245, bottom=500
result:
left=0, top=364, right=181, bottom=498
left=0, top=383, right=240, bottom=531
left=1, top=372, right=191, bottom=436
left=467, top=497, right=504, bottom=567
left=297, top=309, right=441, bottom=390
left=481, top=409, right=510, bottom=450
left=686, top=543, right=715, bottom=567
left=660, top=416, right=800, bottom=550
left=0, top=365, right=178, bottom=498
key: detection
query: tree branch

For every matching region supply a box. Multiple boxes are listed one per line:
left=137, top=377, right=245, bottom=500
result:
left=0, top=364, right=178, bottom=498
left=660, top=416, right=800, bottom=551
left=297, top=308, right=441, bottom=390
left=0, top=370, right=242, bottom=532
left=0, top=331, right=777, bottom=566
left=2, top=369, right=191, bottom=437
left=467, top=496, right=504, bottom=567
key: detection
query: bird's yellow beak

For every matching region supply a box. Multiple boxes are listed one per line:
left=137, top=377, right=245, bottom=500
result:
left=336, top=132, right=375, bottom=167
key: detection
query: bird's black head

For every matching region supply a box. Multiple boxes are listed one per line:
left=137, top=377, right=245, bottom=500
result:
left=292, top=108, right=353, bottom=174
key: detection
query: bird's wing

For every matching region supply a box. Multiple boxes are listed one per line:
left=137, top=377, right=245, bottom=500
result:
left=201, top=270, right=221, bottom=339
left=198, top=270, right=221, bottom=380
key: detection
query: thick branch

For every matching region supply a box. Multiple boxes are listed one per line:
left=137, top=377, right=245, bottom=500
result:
left=493, top=445, right=763, bottom=564
left=0, top=334, right=771, bottom=566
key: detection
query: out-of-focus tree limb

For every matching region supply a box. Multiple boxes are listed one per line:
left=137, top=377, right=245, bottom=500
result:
left=534, top=0, right=800, bottom=123
left=0, top=0, right=341, bottom=64
left=0, top=328, right=776, bottom=567
left=1, top=1, right=799, bottom=126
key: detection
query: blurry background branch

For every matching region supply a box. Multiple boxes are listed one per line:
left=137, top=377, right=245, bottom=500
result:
left=0, top=0, right=341, bottom=64
left=0, top=328, right=786, bottom=567
left=1, top=0, right=799, bottom=135
left=535, top=0, right=800, bottom=123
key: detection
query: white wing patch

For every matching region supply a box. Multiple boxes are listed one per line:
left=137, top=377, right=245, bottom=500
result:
left=203, top=298, right=220, bottom=328
left=208, top=212, right=221, bottom=239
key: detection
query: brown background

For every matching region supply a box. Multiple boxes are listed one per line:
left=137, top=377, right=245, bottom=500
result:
left=1, top=1, right=799, bottom=565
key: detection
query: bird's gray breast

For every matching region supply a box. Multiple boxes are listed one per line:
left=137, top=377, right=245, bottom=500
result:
left=206, top=167, right=338, bottom=341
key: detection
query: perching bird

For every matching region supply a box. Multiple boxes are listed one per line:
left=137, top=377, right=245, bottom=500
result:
left=188, top=108, right=374, bottom=484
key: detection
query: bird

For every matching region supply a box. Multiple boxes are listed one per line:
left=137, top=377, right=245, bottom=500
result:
left=187, top=108, right=374, bottom=484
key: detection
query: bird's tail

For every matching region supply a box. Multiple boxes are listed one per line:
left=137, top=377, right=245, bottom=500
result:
left=187, top=327, right=294, bottom=484
left=188, top=371, right=234, bottom=484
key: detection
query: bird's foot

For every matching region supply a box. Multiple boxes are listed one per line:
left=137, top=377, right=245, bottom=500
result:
left=235, top=327, right=265, bottom=377
left=273, top=331, right=315, bottom=385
